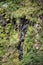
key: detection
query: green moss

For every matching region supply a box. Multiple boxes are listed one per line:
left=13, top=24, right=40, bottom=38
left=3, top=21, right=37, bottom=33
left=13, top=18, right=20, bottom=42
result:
left=0, top=0, right=43, bottom=65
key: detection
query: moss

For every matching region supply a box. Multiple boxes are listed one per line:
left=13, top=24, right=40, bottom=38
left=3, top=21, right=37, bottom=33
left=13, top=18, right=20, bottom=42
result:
left=0, top=0, right=43, bottom=65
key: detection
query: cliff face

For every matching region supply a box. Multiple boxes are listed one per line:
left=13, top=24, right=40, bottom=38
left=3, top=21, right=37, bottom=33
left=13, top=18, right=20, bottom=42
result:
left=0, top=0, right=43, bottom=65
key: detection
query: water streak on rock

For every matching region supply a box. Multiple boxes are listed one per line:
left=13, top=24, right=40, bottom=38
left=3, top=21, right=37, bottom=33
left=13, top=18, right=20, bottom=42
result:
left=18, top=16, right=29, bottom=60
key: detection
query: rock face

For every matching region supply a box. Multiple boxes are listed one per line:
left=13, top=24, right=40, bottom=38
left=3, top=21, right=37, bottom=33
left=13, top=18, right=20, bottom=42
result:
left=18, top=16, right=29, bottom=60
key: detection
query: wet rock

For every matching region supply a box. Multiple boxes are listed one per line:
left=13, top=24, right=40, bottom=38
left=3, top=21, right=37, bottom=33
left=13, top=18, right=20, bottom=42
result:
left=18, top=16, right=29, bottom=60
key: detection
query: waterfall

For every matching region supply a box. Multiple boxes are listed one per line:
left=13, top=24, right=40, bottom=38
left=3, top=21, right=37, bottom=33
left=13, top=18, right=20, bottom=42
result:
left=18, top=16, right=29, bottom=60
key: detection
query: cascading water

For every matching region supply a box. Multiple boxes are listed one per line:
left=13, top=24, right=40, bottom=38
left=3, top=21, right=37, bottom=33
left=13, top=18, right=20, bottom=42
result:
left=18, top=16, right=29, bottom=60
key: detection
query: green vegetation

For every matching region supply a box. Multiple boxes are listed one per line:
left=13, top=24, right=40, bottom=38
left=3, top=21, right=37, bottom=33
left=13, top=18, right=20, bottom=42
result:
left=0, top=0, right=43, bottom=65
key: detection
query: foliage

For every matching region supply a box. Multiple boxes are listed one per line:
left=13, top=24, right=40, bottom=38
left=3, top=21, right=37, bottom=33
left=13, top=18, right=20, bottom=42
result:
left=0, top=0, right=43, bottom=65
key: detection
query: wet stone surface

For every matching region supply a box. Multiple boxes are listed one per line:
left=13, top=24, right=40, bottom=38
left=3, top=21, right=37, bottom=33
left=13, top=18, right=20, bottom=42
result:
left=18, top=16, right=29, bottom=60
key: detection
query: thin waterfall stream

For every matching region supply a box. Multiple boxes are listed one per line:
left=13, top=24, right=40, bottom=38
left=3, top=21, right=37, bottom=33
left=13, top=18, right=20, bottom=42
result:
left=18, top=16, right=29, bottom=60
